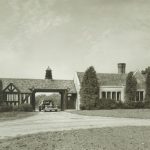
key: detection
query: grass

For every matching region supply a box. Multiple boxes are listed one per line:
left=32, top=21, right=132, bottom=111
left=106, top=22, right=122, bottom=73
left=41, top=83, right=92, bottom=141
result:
left=0, top=112, right=38, bottom=122
left=70, top=109, right=150, bottom=119
left=0, top=126, right=150, bottom=150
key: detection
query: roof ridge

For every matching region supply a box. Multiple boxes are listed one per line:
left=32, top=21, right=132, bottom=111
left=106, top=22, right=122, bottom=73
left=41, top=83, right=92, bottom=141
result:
left=0, top=78, right=74, bottom=81
left=77, top=72, right=127, bottom=75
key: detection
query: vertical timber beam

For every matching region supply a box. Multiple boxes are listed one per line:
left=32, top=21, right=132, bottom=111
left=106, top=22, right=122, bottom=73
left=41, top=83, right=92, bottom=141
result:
left=63, top=90, right=68, bottom=110
left=60, top=90, right=68, bottom=111
left=60, top=92, right=63, bottom=111
left=31, top=92, right=35, bottom=110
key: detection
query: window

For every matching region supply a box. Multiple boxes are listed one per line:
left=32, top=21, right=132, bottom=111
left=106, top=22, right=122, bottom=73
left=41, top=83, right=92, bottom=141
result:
left=136, top=91, right=144, bottom=102
left=107, top=92, right=111, bottom=99
left=102, top=92, right=106, bottom=99
left=140, top=91, right=144, bottom=101
left=112, top=92, right=116, bottom=100
left=6, top=94, right=18, bottom=101
left=117, top=92, right=121, bottom=101
left=136, top=92, right=139, bottom=101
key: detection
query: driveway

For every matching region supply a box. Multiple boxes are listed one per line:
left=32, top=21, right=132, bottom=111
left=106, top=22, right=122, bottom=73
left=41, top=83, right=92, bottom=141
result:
left=1, top=111, right=150, bottom=139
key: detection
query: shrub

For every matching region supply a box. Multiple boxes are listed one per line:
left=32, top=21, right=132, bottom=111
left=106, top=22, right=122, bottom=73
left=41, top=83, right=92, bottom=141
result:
left=0, top=103, right=13, bottom=112
left=13, top=105, right=19, bottom=111
left=144, top=101, right=150, bottom=108
left=80, top=66, right=99, bottom=110
left=146, top=71, right=150, bottom=102
left=98, top=99, right=117, bottom=109
left=18, top=104, right=33, bottom=112
left=116, top=101, right=124, bottom=109
left=80, top=104, right=86, bottom=110
left=0, top=80, right=3, bottom=104
left=125, top=72, right=137, bottom=102
left=123, top=101, right=145, bottom=109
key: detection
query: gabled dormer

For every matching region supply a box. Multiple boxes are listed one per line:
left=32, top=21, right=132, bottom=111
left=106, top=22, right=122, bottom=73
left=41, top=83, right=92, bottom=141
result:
left=3, top=83, right=20, bottom=93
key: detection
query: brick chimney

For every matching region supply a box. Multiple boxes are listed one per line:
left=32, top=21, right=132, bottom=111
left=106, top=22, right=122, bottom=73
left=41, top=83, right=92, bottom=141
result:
left=118, top=63, right=126, bottom=74
left=45, top=66, right=53, bottom=79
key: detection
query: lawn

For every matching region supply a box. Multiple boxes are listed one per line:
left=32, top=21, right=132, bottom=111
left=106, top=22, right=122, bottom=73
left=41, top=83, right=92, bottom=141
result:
left=70, top=109, right=150, bottom=119
left=0, top=112, right=38, bottom=122
left=0, top=126, right=150, bottom=150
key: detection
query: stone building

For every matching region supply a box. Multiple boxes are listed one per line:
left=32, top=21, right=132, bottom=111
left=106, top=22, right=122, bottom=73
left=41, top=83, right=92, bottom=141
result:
left=74, top=63, right=146, bottom=110
left=0, top=67, right=77, bottom=110
left=0, top=64, right=147, bottom=110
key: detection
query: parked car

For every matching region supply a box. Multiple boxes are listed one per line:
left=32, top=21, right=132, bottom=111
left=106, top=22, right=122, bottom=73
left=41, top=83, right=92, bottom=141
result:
left=44, top=105, right=58, bottom=112
left=39, top=99, right=53, bottom=111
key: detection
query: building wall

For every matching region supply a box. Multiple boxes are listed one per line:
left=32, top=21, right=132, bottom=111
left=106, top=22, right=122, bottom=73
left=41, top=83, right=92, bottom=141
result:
left=100, top=86, right=126, bottom=102
left=74, top=71, right=147, bottom=110
left=3, top=92, right=31, bottom=106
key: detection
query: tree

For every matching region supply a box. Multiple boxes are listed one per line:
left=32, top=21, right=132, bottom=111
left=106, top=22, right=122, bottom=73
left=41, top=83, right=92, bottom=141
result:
left=0, top=80, right=3, bottom=104
left=145, top=71, right=150, bottom=102
left=141, top=66, right=150, bottom=75
left=80, top=66, right=99, bottom=110
left=125, top=72, right=137, bottom=102
left=45, top=67, right=52, bottom=79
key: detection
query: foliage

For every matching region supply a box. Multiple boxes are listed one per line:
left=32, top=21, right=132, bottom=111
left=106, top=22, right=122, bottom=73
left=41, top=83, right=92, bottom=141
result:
left=80, top=104, right=86, bottom=110
left=123, top=101, right=145, bottom=109
left=35, top=94, right=61, bottom=108
left=45, top=68, right=52, bottom=79
left=141, top=66, right=150, bottom=74
left=0, top=80, right=3, bottom=104
left=80, top=66, right=99, bottom=110
left=125, top=72, right=137, bottom=102
left=143, top=101, right=150, bottom=109
left=0, top=103, right=13, bottom=112
left=145, top=71, right=150, bottom=102
left=97, top=99, right=118, bottom=109
left=13, top=105, right=19, bottom=111
left=96, top=99, right=147, bottom=109
left=18, top=104, right=33, bottom=112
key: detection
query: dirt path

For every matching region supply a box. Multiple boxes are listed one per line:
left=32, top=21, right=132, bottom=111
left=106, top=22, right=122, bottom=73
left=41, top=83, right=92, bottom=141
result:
left=1, top=111, right=150, bottom=139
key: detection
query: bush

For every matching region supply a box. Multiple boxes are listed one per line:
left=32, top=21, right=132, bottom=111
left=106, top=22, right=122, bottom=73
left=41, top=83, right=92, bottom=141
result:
left=122, top=101, right=145, bottom=109
left=144, top=101, right=150, bottom=108
left=116, top=101, right=124, bottom=109
left=18, top=104, right=33, bottom=112
left=13, top=105, right=19, bottom=111
left=0, top=103, right=13, bottom=112
left=80, top=66, right=99, bottom=110
left=80, top=104, right=86, bottom=110
left=98, top=99, right=117, bottom=109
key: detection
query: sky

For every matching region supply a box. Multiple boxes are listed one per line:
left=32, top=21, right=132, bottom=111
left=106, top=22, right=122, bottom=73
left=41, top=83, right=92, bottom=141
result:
left=0, top=0, right=150, bottom=80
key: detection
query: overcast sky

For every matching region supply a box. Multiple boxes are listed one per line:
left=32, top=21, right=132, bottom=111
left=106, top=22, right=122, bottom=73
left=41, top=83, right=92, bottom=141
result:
left=0, top=0, right=150, bottom=80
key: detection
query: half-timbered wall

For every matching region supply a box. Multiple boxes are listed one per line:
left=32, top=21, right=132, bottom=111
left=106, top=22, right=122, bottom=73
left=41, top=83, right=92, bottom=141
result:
left=3, top=83, right=32, bottom=106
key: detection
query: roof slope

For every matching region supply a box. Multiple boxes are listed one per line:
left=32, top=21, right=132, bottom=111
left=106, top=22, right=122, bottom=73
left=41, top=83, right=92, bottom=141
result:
left=77, top=72, right=127, bottom=86
left=0, top=78, right=76, bottom=94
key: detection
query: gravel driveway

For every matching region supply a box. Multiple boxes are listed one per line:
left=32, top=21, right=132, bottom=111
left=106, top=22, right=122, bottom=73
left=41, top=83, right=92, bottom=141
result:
left=1, top=111, right=150, bottom=139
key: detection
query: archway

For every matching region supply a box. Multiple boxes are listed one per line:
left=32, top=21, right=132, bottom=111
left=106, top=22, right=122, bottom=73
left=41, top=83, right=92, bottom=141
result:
left=30, top=88, right=68, bottom=111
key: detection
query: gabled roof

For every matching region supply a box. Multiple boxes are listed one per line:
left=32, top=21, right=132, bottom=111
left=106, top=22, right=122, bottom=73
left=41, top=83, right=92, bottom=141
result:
left=77, top=72, right=127, bottom=86
left=0, top=78, right=76, bottom=94
left=77, top=72, right=147, bottom=88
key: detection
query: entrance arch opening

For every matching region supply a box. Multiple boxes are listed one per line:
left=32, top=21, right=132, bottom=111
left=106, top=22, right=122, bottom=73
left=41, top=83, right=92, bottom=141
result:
left=35, top=92, right=61, bottom=111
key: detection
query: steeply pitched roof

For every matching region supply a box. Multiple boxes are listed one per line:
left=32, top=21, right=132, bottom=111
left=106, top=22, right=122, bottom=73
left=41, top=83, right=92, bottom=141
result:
left=77, top=72, right=127, bottom=86
left=77, top=71, right=147, bottom=88
left=0, top=78, right=76, bottom=94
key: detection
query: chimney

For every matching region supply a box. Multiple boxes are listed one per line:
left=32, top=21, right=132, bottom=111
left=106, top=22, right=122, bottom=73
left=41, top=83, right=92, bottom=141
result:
left=45, top=66, right=53, bottom=79
left=118, top=63, right=126, bottom=74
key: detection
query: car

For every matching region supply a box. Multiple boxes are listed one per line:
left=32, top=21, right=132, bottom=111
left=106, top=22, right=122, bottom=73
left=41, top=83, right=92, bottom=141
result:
left=44, top=105, right=58, bottom=112
left=39, top=99, right=55, bottom=112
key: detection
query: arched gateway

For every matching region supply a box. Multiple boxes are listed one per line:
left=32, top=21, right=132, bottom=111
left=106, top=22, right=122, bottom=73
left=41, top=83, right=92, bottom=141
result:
left=0, top=68, right=77, bottom=111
